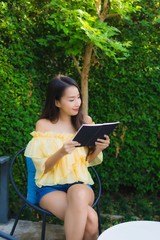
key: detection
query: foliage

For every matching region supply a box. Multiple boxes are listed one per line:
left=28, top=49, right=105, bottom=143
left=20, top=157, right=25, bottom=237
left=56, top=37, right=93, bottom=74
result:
left=0, top=0, right=70, bottom=155
left=40, top=0, right=131, bottom=61
left=0, top=0, right=39, bottom=154
left=100, top=192, right=160, bottom=230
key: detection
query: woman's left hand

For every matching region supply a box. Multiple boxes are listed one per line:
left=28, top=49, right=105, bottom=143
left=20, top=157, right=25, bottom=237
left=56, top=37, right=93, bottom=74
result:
left=95, top=135, right=110, bottom=151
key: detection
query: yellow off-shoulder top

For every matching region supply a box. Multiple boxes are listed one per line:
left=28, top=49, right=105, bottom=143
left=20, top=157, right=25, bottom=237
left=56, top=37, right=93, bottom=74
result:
left=24, top=131, right=103, bottom=188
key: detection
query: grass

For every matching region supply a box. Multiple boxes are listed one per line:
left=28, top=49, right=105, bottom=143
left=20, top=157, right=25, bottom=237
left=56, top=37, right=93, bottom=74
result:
left=99, top=191, right=160, bottom=230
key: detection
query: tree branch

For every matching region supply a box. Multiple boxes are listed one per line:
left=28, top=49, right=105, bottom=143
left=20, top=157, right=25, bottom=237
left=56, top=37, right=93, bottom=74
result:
left=105, top=13, right=120, bottom=19
left=96, top=0, right=120, bottom=21
left=95, top=0, right=101, bottom=15
left=72, top=55, right=82, bottom=76
left=99, top=0, right=110, bottom=21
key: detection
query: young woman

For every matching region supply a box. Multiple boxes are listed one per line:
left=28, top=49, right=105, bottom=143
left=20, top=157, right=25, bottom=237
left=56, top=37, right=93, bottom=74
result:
left=25, top=75, right=110, bottom=240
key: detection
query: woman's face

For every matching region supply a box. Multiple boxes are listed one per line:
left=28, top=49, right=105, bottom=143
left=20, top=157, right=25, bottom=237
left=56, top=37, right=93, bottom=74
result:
left=56, top=86, right=81, bottom=116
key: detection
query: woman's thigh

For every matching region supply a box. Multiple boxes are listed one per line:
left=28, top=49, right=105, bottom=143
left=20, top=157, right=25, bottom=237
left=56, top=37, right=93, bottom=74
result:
left=40, top=191, right=68, bottom=220
left=39, top=183, right=94, bottom=220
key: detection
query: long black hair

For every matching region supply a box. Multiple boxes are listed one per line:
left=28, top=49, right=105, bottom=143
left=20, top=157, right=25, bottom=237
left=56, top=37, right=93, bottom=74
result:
left=40, top=75, right=85, bottom=130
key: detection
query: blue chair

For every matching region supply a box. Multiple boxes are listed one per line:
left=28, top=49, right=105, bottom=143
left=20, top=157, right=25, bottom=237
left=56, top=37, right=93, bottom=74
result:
left=0, top=231, right=17, bottom=240
left=9, top=147, right=102, bottom=239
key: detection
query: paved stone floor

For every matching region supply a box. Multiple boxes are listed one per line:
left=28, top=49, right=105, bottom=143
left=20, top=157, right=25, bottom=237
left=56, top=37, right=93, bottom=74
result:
left=0, top=219, right=65, bottom=240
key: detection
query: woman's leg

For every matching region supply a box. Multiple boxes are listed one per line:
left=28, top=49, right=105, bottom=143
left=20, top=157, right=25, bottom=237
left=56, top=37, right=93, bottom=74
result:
left=83, top=206, right=98, bottom=240
left=39, top=185, right=97, bottom=240
left=64, top=184, right=95, bottom=240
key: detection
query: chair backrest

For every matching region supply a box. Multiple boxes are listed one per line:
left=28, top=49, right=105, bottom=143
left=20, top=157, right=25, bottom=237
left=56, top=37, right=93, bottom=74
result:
left=9, top=148, right=50, bottom=215
left=10, top=147, right=102, bottom=210
left=10, top=147, right=28, bottom=204
left=89, top=166, right=101, bottom=207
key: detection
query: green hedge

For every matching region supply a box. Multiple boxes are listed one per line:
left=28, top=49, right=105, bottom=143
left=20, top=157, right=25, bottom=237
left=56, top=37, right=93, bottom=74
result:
left=88, top=0, right=160, bottom=194
left=0, top=0, right=159, bottom=214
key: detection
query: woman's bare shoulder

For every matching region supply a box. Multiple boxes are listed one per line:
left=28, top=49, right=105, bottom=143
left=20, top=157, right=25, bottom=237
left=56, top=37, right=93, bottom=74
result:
left=35, top=119, right=51, bottom=132
left=83, top=115, right=93, bottom=124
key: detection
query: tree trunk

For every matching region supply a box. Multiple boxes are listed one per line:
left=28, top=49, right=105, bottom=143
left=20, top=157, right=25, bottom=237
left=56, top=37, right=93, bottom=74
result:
left=73, top=1, right=111, bottom=115
left=81, top=43, right=93, bottom=115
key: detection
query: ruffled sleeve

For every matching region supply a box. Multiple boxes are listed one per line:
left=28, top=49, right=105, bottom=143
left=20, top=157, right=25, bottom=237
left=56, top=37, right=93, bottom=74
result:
left=24, top=131, right=65, bottom=182
left=88, top=151, right=103, bottom=167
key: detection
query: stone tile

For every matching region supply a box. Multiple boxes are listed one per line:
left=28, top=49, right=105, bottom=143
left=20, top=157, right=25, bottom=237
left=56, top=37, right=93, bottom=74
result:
left=0, top=219, right=65, bottom=240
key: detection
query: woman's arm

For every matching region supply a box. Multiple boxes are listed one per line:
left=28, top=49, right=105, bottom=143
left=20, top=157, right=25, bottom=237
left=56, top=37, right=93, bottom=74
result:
left=44, top=141, right=80, bottom=173
left=83, top=116, right=110, bottom=163
left=87, top=135, right=110, bottom=163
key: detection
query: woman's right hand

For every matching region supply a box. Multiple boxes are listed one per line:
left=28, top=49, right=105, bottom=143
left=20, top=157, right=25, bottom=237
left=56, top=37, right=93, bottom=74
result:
left=61, top=141, right=81, bottom=155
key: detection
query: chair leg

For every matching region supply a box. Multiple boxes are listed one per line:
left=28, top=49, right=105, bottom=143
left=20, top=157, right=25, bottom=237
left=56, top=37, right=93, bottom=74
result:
left=41, top=213, right=47, bottom=240
left=96, top=204, right=102, bottom=235
left=10, top=204, right=27, bottom=235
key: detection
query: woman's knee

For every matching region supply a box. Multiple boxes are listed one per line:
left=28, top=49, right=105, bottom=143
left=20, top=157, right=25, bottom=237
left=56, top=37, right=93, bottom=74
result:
left=67, top=184, right=94, bottom=207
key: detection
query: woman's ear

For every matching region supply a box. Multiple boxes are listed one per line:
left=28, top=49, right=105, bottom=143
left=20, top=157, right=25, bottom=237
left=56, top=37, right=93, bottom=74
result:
left=55, top=100, right=60, bottom=108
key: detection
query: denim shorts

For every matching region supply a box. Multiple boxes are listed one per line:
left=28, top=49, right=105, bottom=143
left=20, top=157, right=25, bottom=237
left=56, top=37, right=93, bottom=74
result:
left=37, top=182, right=92, bottom=204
